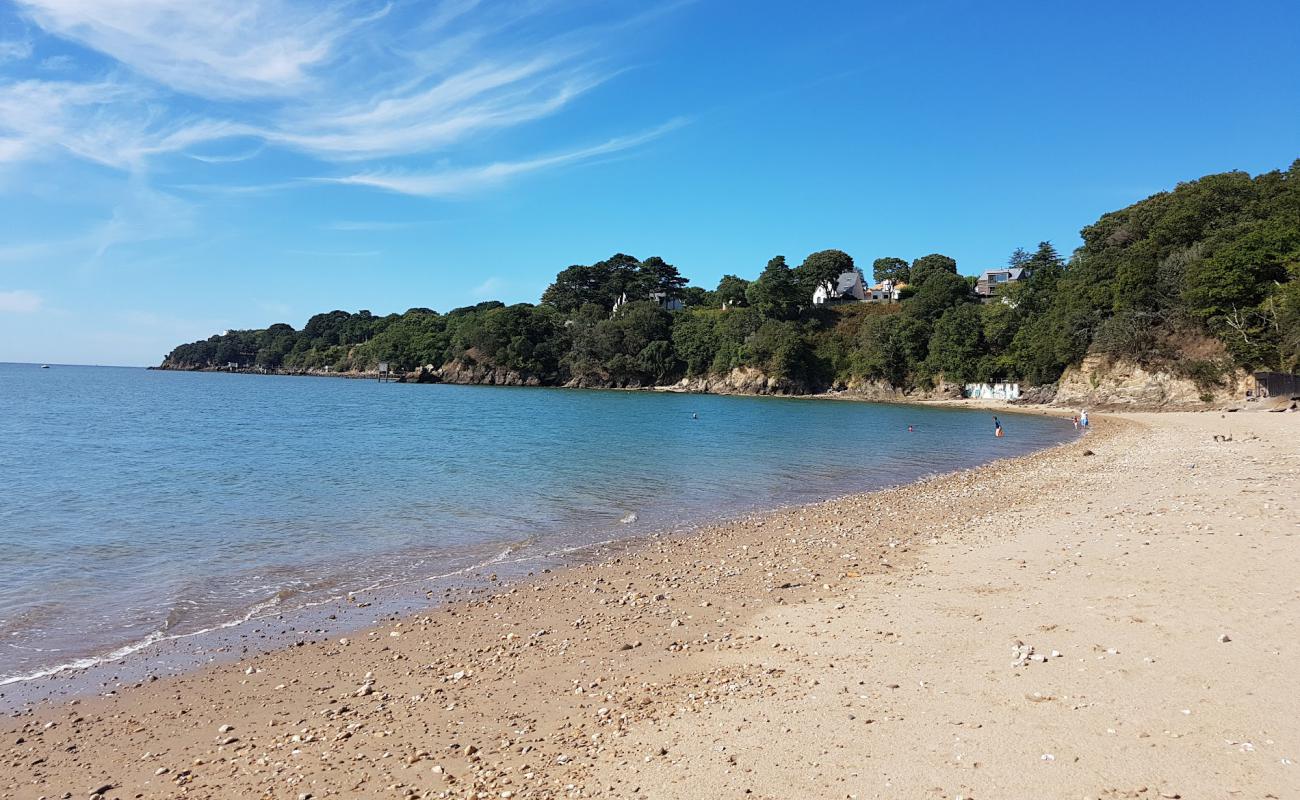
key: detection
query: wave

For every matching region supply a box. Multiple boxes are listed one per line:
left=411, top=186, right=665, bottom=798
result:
left=0, top=540, right=537, bottom=688
left=0, top=593, right=285, bottom=687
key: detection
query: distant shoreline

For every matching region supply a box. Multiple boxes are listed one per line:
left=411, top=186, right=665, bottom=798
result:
left=149, top=361, right=1060, bottom=410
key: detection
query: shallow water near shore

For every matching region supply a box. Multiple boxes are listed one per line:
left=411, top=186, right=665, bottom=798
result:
left=0, top=362, right=1074, bottom=699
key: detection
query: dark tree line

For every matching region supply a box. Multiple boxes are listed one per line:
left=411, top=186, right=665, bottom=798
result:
left=163, top=161, right=1300, bottom=391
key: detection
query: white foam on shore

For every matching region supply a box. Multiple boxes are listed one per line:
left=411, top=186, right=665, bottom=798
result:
left=0, top=595, right=284, bottom=687
left=0, top=543, right=532, bottom=689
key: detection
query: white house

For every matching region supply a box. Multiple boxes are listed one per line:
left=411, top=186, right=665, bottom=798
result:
left=648, top=291, right=685, bottom=311
left=812, top=270, right=868, bottom=306
left=613, top=291, right=684, bottom=312
left=866, top=279, right=907, bottom=303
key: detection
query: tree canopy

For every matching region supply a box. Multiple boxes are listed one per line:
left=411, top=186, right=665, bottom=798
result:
left=162, top=161, right=1300, bottom=392
left=872, top=257, right=910, bottom=284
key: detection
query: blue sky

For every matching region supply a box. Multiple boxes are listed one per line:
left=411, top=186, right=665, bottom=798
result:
left=1, top=0, right=1297, bottom=366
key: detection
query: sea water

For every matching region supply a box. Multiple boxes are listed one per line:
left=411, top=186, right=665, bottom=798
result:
left=0, top=363, right=1073, bottom=692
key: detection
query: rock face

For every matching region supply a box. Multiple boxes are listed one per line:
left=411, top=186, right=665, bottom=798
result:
left=1015, top=384, right=1058, bottom=405
left=838, top=378, right=964, bottom=402
left=1055, top=354, right=1245, bottom=409
left=662, top=367, right=803, bottom=396
left=431, top=359, right=543, bottom=387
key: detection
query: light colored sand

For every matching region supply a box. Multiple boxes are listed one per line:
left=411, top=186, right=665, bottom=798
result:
left=2, top=411, right=1296, bottom=800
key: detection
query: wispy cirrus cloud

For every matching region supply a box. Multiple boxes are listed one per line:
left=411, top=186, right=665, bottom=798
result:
left=0, top=78, right=245, bottom=168
left=326, top=118, right=686, bottom=197
left=187, top=145, right=264, bottom=164
left=39, top=53, right=73, bottom=70
left=0, top=289, right=43, bottom=313
left=266, top=58, right=609, bottom=161
left=2, top=1, right=680, bottom=186
left=285, top=248, right=381, bottom=257
left=322, top=220, right=436, bottom=231
left=470, top=276, right=504, bottom=298
left=0, top=37, right=33, bottom=62
left=12, top=0, right=386, bottom=99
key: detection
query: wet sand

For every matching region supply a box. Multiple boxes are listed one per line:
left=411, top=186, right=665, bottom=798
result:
left=2, top=410, right=1297, bottom=799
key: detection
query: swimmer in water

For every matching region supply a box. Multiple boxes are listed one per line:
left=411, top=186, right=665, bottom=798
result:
left=994, top=416, right=1003, bottom=437
left=692, top=412, right=698, bottom=420
left=907, top=425, right=914, bottom=432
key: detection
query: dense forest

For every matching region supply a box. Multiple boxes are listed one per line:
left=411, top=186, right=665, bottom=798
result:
left=162, top=162, right=1300, bottom=393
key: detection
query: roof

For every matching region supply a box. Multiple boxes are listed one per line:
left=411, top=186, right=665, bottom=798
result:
left=979, top=267, right=1028, bottom=281
left=834, top=271, right=860, bottom=294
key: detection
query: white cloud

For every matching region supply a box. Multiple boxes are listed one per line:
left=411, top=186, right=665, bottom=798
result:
left=187, top=145, right=265, bottom=164
left=40, top=54, right=74, bottom=70
left=0, top=290, right=43, bottom=313
left=284, top=248, right=381, bottom=257
left=1, top=2, right=684, bottom=199
left=471, top=276, right=503, bottom=298
left=0, top=37, right=34, bottom=62
left=13, top=0, right=384, bottom=99
left=323, top=219, right=434, bottom=231
left=86, top=181, right=196, bottom=259
left=0, top=137, right=30, bottom=163
left=326, top=119, right=685, bottom=196
left=0, top=181, right=198, bottom=268
left=265, top=58, right=606, bottom=161
left=0, top=78, right=245, bottom=168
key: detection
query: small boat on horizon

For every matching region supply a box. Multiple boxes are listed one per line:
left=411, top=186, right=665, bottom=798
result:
left=41, top=364, right=50, bottom=369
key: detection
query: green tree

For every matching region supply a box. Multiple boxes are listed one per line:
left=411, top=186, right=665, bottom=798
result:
left=636, top=256, right=689, bottom=300
left=905, top=270, right=971, bottom=322
left=794, top=249, right=856, bottom=298
left=872, top=257, right=910, bottom=284
left=681, top=286, right=711, bottom=308
left=747, top=256, right=802, bottom=320
left=714, top=274, right=751, bottom=307
left=541, top=253, right=641, bottom=312
left=671, top=311, right=721, bottom=375
left=925, top=304, right=986, bottom=384
left=909, top=253, right=958, bottom=287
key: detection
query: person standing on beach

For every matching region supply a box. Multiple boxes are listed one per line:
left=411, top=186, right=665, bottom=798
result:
left=994, top=416, right=1004, bottom=437
left=1080, top=410, right=1089, bottom=428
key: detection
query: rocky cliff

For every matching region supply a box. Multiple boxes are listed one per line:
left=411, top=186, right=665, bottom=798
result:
left=1054, top=355, right=1245, bottom=409
left=408, top=360, right=544, bottom=387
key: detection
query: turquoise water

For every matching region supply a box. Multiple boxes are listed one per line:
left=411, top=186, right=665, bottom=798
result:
left=0, top=363, right=1073, bottom=689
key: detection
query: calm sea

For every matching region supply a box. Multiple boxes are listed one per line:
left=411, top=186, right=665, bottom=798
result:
left=0, top=363, right=1073, bottom=694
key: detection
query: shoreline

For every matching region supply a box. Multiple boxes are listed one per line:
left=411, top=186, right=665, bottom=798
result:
left=0, top=404, right=1077, bottom=711
left=4, top=411, right=1296, bottom=799
left=150, top=362, right=1256, bottom=415
left=150, top=362, right=1071, bottom=412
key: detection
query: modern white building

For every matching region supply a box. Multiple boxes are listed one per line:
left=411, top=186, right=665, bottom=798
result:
left=976, top=267, right=1030, bottom=297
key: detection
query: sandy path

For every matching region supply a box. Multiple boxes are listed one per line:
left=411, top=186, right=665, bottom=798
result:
left=2, top=411, right=1296, bottom=800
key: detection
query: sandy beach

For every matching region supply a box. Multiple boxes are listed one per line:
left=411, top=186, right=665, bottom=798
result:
left=2, top=410, right=1297, bottom=800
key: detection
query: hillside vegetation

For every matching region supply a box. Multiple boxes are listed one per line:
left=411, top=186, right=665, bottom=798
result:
left=162, top=161, right=1300, bottom=393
